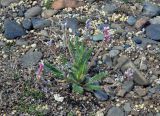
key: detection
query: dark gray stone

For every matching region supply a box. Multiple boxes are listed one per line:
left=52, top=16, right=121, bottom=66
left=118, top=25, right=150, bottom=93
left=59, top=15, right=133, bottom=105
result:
left=64, top=18, right=79, bottom=35
left=31, top=18, right=51, bottom=29
left=133, top=37, right=142, bottom=44
left=94, top=90, right=109, bottom=101
left=102, top=54, right=112, bottom=67
left=107, top=107, right=124, bottom=116
left=146, top=24, right=160, bottom=41
left=142, top=2, right=160, bottom=17
left=25, top=6, right=42, bottom=18
left=4, top=19, right=26, bottom=39
left=127, top=16, right=137, bottom=26
left=22, top=19, right=32, bottom=30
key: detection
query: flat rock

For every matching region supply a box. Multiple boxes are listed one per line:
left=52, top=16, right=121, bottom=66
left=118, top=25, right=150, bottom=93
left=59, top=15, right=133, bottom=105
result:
left=146, top=24, right=160, bottom=41
left=4, top=19, right=26, bottom=39
left=142, top=2, right=160, bottom=17
left=1, top=0, right=17, bottom=7
left=31, top=18, right=51, bottom=29
left=21, top=49, right=42, bottom=67
left=107, top=107, right=124, bottom=116
left=25, top=6, right=42, bottom=18
left=115, top=55, right=149, bottom=86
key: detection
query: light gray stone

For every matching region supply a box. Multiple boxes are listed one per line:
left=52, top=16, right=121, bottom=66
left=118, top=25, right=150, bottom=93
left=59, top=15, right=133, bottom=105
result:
left=25, top=6, right=42, bottom=18
left=107, top=107, right=124, bottom=116
left=21, top=49, right=42, bottom=67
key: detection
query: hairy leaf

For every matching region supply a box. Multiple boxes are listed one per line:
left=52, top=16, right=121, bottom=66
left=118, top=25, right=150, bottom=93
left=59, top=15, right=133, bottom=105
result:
left=44, top=62, right=64, bottom=78
left=72, top=83, right=84, bottom=94
left=85, top=84, right=101, bottom=91
left=87, top=72, right=107, bottom=84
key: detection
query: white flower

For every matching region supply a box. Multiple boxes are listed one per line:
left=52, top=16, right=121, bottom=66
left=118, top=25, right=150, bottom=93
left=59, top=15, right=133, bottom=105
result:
left=54, top=94, right=64, bottom=102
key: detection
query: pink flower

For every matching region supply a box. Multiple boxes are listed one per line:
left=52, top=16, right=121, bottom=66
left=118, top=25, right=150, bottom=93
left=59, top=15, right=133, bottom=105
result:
left=36, top=60, right=44, bottom=80
left=103, top=26, right=110, bottom=42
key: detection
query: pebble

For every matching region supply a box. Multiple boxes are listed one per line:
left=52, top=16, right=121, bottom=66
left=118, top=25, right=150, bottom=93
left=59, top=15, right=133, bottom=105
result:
left=94, top=90, right=110, bottom=101
left=140, top=63, right=147, bottom=71
left=64, top=18, right=79, bottom=35
left=127, top=16, right=137, bottom=26
left=117, top=81, right=134, bottom=97
left=42, top=9, right=55, bottom=18
left=133, top=37, right=142, bottom=44
left=109, top=49, right=120, bottom=58
left=21, top=49, right=42, bottom=68
left=135, top=86, right=147, bottom=97
left=25, top=6, right=42, bottom=18
left=22, top=19, right=32, bottom=30
left=102, top=54, right=113, bottom=67
left=4, top=19, right=26, bottom=39
left=107, top=107, right=124, bottom=116
left=40, top=30, right=49, bottom=37
left=31, top=18, right=51, bottom=29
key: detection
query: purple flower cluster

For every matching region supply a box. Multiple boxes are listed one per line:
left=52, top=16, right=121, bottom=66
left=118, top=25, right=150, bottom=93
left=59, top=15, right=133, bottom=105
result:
left=85, top=19, right=92, bottom=30
left=103, top=26, right=110, bottom=42
left=124, top=68, right=134, bottom=80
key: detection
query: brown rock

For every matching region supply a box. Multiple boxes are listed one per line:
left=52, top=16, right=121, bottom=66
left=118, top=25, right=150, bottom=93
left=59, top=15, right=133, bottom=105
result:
left=52, top=0, right=84, bottom=10
left=135, top=17, right=149, bottom=29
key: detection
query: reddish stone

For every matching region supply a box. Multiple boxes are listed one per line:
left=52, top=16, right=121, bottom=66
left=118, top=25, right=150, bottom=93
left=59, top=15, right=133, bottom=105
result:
left=52, top=0, right=84, bottom=10
left=135, top=17, right=149, bottom=29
